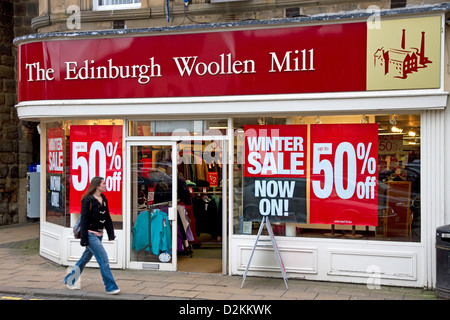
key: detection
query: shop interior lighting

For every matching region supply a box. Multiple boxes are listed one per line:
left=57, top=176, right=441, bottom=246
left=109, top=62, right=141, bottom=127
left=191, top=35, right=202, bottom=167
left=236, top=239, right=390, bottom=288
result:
left=408, top=130, right=416, bottom=137
left=391, top=125, right=403, bottom=133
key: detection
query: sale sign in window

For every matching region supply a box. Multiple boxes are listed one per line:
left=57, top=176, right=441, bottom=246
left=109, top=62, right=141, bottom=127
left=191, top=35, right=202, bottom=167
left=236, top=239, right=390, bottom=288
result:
left=69, top=125, right=123, bottom=215
left=47, top=127, right=64, bottom=174
left=243, top=125, right=308, bottom=223
left=47, top=127, right=64, bottom=212
left=309, top=124, right=379, bottom=226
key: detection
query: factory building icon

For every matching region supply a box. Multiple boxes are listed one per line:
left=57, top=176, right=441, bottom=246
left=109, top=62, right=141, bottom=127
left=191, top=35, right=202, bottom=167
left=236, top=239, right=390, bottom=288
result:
left=373, top=29, right=431, bottom=79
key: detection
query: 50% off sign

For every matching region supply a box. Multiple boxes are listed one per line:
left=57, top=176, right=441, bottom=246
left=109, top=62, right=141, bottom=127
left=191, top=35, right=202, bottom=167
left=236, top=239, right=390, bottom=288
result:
left=69, top=125, right=123, bottom=215
left=309, top=124, right=379, bottom=226
left=71, top=141, right=122, bottom=192
left=312, top=142, right=376, bottom=200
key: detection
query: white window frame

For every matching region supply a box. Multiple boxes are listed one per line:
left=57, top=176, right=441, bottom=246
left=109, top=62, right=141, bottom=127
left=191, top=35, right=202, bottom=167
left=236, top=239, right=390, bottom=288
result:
left=93, top=0, right=141, bottom=11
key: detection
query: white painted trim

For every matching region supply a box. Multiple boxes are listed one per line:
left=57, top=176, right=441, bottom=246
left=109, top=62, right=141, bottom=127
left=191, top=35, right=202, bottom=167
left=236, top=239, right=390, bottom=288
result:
left=422, top=110, right=446, bottom=288
left=230, top=235, right=425, bottom=287
left=40, top=123, right=46, bottom=222
left=441, top=14, right=446, bottom=92
left=228, top=117, right=234, bottom=276
left=16, top=90, right=448, bottom=121
left=327, top=248, right=417, bottom=281
left=125, top=140, right=178, bottom=272
left=126, top=135, right=229, bottom=142
left=40, top=222, right=63, bottom=263
left=221, top=139, right=228, bottom=275
left=445, top=97, right=450, bottom=229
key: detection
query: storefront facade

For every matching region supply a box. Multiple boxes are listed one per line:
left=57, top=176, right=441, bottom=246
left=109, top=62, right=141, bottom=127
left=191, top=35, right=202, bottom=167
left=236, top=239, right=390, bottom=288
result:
left=15, top=6, right=450, bottom=288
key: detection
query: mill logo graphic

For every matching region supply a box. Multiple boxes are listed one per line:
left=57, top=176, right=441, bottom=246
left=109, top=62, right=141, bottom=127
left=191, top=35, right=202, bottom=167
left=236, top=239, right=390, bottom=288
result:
left=373, top=29, right=431, bottom=79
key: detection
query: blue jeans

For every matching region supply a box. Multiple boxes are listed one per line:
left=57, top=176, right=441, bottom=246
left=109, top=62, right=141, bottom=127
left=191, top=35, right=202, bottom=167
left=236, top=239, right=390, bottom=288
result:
left=64, top=232, right=119, bottom=292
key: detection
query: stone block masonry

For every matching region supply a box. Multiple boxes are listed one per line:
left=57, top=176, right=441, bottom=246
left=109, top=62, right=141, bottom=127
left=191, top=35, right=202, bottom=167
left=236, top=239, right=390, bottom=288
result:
left=0, top=0, right=39, bottom=225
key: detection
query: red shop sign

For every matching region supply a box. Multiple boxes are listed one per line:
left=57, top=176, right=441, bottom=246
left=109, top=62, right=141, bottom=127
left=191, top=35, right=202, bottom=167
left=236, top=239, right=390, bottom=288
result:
left=17, top=22, right=366, bottom=102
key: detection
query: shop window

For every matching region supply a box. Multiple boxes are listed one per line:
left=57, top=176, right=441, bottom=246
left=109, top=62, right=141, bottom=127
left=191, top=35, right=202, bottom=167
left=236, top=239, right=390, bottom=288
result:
left=93, top=0, right=141, bottom=11
left=233, top=114, right=421, bottom=243
left=45, top=120, right=124, bottom=230
left=128, top=120, right=228, bottom=137
left=45, top=122, right=67, bottom=227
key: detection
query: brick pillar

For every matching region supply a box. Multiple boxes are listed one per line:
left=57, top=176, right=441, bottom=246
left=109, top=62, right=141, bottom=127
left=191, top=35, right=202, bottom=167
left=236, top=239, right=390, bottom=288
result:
left=0, top=0, right=39, bottom=225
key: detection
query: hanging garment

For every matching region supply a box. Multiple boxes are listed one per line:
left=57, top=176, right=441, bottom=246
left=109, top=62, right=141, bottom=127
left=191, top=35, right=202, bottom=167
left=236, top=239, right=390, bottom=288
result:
left=207, top=196, right=221, bottom=238
left=132, top=210, right=150, bottom=252
left=211, top=195, right=222, bottom=238
left=178, top=204, right=194, bottom=242
left=193, top=195, right=220, bottom=238
left=150, top=209, right=172, bottom=255
left=184, top=203, right=198, bottom=243
left=132, top=209, right=172, bottom=256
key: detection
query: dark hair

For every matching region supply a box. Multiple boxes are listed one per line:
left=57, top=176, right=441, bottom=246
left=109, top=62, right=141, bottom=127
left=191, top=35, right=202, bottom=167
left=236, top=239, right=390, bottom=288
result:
left=81, top=176, right=104, bottom=201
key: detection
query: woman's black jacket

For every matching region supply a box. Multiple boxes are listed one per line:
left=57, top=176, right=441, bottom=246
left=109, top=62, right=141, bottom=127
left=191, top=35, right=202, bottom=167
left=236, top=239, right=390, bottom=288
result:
left=79, top=194, right=115, bottom=246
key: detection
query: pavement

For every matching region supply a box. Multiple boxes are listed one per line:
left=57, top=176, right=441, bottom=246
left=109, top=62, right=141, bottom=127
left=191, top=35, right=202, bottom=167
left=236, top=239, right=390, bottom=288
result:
left=0, top=222, right=440, bottom=302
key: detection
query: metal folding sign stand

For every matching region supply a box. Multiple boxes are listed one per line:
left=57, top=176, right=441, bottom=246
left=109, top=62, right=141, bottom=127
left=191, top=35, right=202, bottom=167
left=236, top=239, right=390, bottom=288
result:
left=241, top=216, right=288, bottom=289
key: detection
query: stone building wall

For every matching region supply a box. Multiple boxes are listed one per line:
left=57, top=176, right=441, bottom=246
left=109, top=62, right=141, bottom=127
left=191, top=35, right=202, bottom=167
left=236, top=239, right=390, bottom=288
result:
left=32, top=0, right=446, bottom=33
left=0, top=0, right=39, bottom=225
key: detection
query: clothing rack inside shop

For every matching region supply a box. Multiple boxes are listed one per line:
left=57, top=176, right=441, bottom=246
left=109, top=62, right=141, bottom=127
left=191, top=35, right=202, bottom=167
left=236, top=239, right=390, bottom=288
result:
left=190, top=186, right=222, bottom=195
left=192, top=190, right=222, bottom=195
left=137, top=201, right=172, bottom=258
left=149, top=200, right=172, bottom=209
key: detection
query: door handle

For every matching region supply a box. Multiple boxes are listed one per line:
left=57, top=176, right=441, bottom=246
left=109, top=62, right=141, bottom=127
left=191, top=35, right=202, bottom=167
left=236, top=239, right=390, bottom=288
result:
left=168, top=207, right=175, bottom=220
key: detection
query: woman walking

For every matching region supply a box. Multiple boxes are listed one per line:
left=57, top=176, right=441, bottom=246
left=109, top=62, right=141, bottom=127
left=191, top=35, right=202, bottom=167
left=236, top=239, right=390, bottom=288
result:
left=64, top=176, right=120, bottom=295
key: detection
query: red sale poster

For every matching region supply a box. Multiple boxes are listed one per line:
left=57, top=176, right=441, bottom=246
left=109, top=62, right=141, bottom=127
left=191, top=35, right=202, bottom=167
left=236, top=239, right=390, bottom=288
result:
left=207, top=172, right=219, bottom=187
left=244, top=125, right=308, bottom=178
left=243, top=125, right=308, bottom=223
left=47, top=127, right=64, bottom=174
left=309, top=124, right=379, bottom=226
left=69, top=125, right=123, bottom=215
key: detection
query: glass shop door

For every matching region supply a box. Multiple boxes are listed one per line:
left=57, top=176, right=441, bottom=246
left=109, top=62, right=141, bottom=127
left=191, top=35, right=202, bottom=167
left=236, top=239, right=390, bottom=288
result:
left=127, top=142, right=178, bottom=271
